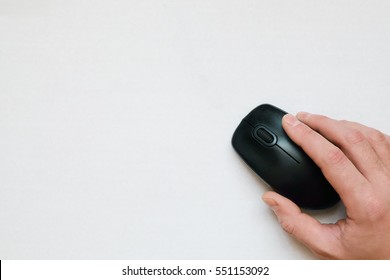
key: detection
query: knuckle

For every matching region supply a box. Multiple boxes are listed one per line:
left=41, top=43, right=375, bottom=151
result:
left=300, top=125, right=316, bottom=138
left=280, top=219, right=296, bottom=235
left=325, top=147, right=346, bottom=166
left=345, top=129, right=366, bottom=145
left=368, top=129, right=386, bottom=143
left=364, top=194, right=388, bottom=221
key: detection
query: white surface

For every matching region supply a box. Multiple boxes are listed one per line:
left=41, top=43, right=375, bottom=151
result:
left=1, top=0, right=390, bottom=259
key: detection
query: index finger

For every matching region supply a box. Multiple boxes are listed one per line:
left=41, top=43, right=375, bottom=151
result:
left=282, top=114, right=367, bottom=208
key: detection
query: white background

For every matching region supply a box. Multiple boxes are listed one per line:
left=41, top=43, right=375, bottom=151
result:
left=1, top=0, right=389, bottom=259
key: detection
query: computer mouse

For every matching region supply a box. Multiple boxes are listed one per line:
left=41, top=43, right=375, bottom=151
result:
left=232, top=104, right=340, bottom=209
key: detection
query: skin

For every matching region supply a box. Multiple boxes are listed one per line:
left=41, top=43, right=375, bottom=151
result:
left=262, top=112, right=390, bottom=259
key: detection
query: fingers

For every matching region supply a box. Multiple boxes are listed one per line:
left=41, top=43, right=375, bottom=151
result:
left=262, top=191, right=342, bottom=259
left=296, top=112, right=386, bottom=181
left=282, top=114, right=367, bottom=207
left=339, top=120, right=390, bottom=170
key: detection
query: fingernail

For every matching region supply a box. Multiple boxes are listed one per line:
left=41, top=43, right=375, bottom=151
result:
left=284, top=114, right=300, bottom=127
left=262, top=197, right=278, bottom=209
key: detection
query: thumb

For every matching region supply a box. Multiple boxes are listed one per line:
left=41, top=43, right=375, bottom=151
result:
left=262, top=191, right=342, bottom=259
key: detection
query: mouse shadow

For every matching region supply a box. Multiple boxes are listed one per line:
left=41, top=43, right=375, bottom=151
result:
left=234, top=152, right=347, bottom=219
left=302, top=202, right=346, bottom=223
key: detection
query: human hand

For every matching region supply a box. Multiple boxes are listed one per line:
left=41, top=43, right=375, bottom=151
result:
left=262, top=112, right=390, bottom=259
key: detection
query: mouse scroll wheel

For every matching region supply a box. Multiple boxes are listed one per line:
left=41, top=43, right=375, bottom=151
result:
left=253, top=126, right=277, bottom=146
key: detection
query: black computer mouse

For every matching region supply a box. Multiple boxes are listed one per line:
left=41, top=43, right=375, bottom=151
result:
left=232, top=104, right=340, bottom=209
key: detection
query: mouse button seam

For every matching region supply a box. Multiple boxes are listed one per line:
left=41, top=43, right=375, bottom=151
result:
left=276, top=144, right=300, bottom=164
left=242, top=119, right=254, bottom=127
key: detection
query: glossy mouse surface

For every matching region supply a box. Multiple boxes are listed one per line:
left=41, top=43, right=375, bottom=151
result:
left=232, top=104, right=340, bottom=209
